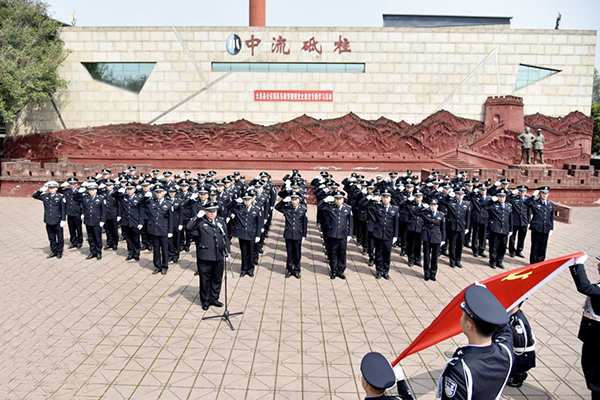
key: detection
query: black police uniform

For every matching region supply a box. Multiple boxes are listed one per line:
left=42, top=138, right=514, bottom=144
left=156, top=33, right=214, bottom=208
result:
left=485, top=198, right=513, bottom=269
left=139, top=188, right=154, bottom=251
left=507, top=193, right=530, bottom=257
left=76, top=191, right=107, bottom=259
left=526, top=196, right=554, bottom=264
left=420, top=208, right=446, bottom=281
left=253, top=189, right=271, bottom=262
left=369, top=202, right=399, bottom=278
left=469, top=191, right=489, bottom=257
left=401, top=199, right=424, bottom=267
left=144, top=196, right=174, bottom=273
left=444, top=197, right=471, bottom=268
left=117, top=190, right=146, bottom=260
left=274, top=200, right=308, bottom=277
left=319, top=200, right=353, bottom=279
left=167, top=194, right=183, bottom=263
left=227, top=200, right=264, bottom=276
left=59, top=186, right=83, bottom=248
left=178, top=190, right=195, bottom=251
left=186, top=214, right=230, bottom=308
left=508, top=308, right=536, bottom=387
left=33, top=189, right=67, bottom=257
left=100, top=188, right=119, bottom=250
left=569, top=262, right=600, bottom=398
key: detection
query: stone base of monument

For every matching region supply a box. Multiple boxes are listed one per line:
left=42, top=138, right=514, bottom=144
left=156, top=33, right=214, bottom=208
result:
left=508, top=164, right=552, bottom=170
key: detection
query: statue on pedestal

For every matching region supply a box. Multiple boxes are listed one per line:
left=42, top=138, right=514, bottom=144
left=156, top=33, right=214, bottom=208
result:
left=533, top=128, right=545, bottom=164
left=517, top=127, right=535, bottom=165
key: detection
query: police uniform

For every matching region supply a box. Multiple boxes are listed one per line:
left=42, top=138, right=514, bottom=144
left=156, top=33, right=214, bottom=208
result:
left=227, top=193, right=264, bottom=277
left=444, top=192, right=471, bottom=268
left=167, top=187, right=184, bottom=263
left=437, top=285, right=513, bottom=400
left=526, top=187, right=554, bottom=264
left=33, top=181, right=67, bottom=258
left=569, top=260, right=600, bottom=398
left=507, top=307, right=536, bottom=387
left=468, top=187, right=489, bottom=258
left=507, top=186, right=530, bottom=258
left=360, top=352, right=401, bottom=400
left=274, top=195, right=308, bottom=278
left=116, top=184, right=146, bottom=261
left=144, top=188, right=174, bottom=275
left=401, top=193, right=425, bottom=267
left=59, top=177, right=84, bottom=248
left=75, top=183, right=107, bottom=259
left=485, top=190, right=513, bottom=269
left=186, top=202, right=230, bottom=310
left=99, top=179, right=119, bottom=250
left=368, top=192, right=399, bottom=279
left=139, top=183, right=154, bottom=251
left=420, top=201, right=445, bottom=281
left=319, top=191, right=353, bottom=279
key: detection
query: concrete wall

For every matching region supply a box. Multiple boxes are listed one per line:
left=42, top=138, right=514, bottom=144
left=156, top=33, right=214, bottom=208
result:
left=9, top=25, right=597, bottom=135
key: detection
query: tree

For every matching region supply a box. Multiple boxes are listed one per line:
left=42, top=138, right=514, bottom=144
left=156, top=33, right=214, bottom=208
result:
left=593, top=68, right=600, bottom=104
left=0, top=0, right=68, bottom=124
left=592, top=103, right=600, bottom=155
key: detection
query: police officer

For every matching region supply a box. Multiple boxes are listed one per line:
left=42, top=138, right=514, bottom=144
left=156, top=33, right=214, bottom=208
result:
left=526, top=186, right=554, bottom=264
left=367, top=190, right=399, bottom=280
left=33, top=181, right=67, bottom=258
left=76, top=182, right=107, bottom=260
left=485, top=190, right=513, bottom=269
left=186, top=201, right=230, bottom=311
left=319, top=190, right=353, bottom=280
left=394, top=285, right=513, bottom=400
left=507, top=301, right=536, bottom=388
left=116, top=182, right=145, bottom=261
left=139, top=181, right=154, bottom=251
left=569, top=254, right=600, bottom=400
left=508, top=185, right=530, bottom=258
left=274, top=193, right=308, bottom=279
left=178, top=181, right=194, bottom=252
left=145, top=186, right=174, bottom=275
left=99, top=179, right=119, bottom=251
left=402, top=192, right=425, bottom=268
left=359, top=352, right=401, bottom=399
left=444, top=189, right=471, bottom=268
left=420, top=198, right=445, bottom=282
left=167, top=186, right=184, bottom=263
left=469, top=185, right=489, bottom=258
left=227, top=191, right=264, bottom=277
left=59, top=177, right=84, bottom=249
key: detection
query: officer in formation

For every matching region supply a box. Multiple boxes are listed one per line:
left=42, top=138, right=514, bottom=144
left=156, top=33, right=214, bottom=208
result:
left=274, top=193, right=308, bottom=279
left=115, top=182, right=146, bottom=261
left=393, top=285, right=514, bottom=400
left=485, top=189, right=513, bottom=269
left=74, top=182, right=107, bottom=260
left=420, top=198, right=445, bottom=281
left=145, top=186, right=174, bottom=275
left=186, top=201, right=230, bottom=311
left=508, top=185, right=530, bottom=258
left=99, top=179, right=119, bottom=251
left=526, top=186, right=554, bottom=264
left=33, top=181, right=67, bottom=258
left=58, top=177, right=83, bottom=249
left=569, top=254, right=600, bottom=400
left=226, top=191, right=264, bottom=277
left=317, top=190, right=354, bottom=279
left=507, top=301, right=537, bottom=388
left=362, top=190, right=399, bottom=279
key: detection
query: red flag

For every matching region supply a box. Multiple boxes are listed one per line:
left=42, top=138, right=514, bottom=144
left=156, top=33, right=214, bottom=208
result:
left=391, top=252, right=584, bottom=366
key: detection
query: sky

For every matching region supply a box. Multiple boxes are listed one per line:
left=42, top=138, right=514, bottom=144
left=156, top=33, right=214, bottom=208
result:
left=46, top=0, right=599, bottom=68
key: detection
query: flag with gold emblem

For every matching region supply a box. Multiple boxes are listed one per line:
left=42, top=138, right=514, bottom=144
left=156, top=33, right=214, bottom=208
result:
left=391, top=252, right=584, bottom=365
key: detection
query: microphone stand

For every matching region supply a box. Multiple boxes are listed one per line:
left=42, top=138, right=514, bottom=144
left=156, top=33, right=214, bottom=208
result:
left=202, top=224, right=243, bottom=331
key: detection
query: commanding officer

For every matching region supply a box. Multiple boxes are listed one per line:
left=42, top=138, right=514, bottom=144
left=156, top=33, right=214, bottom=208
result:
left=145, top=186, right=174, bottom=275
left=367, top=190, right=399, bottom=280
left=59, top=177, right=83, bottom=249
left=508, top=185, right=530, bottom=258
left=99, top=179, right=119, bottom=251
left=76, top=182, right=107, bottom=260
left=394, top=285, right=513, bottom=400
left=569, top=254, right=600, bottom=400
left=420, top=198, right=445, bottom=282
left=33, top=181, right=67, bottom=259
left=444, top=189, right=471, bottom=268
left=116, top=182, right=145, bottom=261
left=319, top=190, right=353, bottom=280
left=359, top=352, right=401, bottom=399
left=274, top=193, right=308, bottom=279
left=227, top=191, right=264, bottom=277
left=186, top=201, right=230, bottom=311
left=526, top=186, right=554, bottom=264
left=485, top=190, right=513, bottom=269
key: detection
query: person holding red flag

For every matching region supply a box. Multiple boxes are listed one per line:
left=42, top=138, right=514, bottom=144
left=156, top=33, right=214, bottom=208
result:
left=393, top=285, right=513, bottom=400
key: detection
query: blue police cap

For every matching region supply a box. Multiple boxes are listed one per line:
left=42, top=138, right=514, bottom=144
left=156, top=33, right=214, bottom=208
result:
left=360, top=352, right=395, bottom=390
left=461, top=285, right=509, bottom=326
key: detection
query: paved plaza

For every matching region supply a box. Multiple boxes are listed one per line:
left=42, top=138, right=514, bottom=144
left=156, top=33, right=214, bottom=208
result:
left=1, top=197, right=599, bottom=400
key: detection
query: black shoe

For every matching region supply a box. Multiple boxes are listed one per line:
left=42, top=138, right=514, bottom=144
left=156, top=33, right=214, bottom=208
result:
left=125, top=255, right=133, bottom=261
left=456, top=263, right=463, bottom=268
left=489, top=262, right=496, bottom=269
left=383, top=273, right=390, bottom=280
left=86, top=254, right=95, bottom=260
left=368, top=260, right=374, bottom=267
left=112, top=246, right=118, bottom=251
left=449, top=262, right=455, bottom=268
left=441, top=250, right=448, bottom=256
left=76, top=244, right=82, bottom=249
left=516, top=252, right=524, bottom=258
left=248, top=271, right=254, bottom=277
left=497, top=263, right=505, bottom=269
left=57, top=254, right=62, bottom=259
left=184, top=246, right=190, bottom=252
left=337, top=273, right=346, bottom=280
left=104, top=245, right=111, bottom=250
left=480, top=251, right=487, bottom=257
left=68, top=244, right=77, bottom=249
left=431, top=276, right=437, bottom=282
left=424, top=275, right=430, bottom=281
left=473, top=253, right=479, bottom=258
left=400, top=250, right=407, bottom=256
left=414, top=262, right=422, bottom=268
left=153, top=268, right=161, bottom=274
left=97, top=255, right=102, bottom=260
left=240, top=272, right=247, bottom=277
left=509, top=252, right=515, bottom=258
left=330, top=272, right=336, bottom=279
left=375, top=272, right=382, bottom=279
left=134, top=256, right=140, bottom=261
left=172, top=257, right=179, bottom=264
left=161, top=268, right=167, bottom=275
left=285, top=271, right=292, bottom=278
left=210, top=300, right=223, bottom=308
left=294, top=272, right=301, bottom=279
left=259, top=248, right=264, bottom=254
left=47, top=253, right=57, bottom=259
left=202, top=304, right=209, bottom=311
left=194, top=271, right=199, bottom=276
left=407, top=262, right=413, bottom=267
left=141, top=245, right=148, bottom=251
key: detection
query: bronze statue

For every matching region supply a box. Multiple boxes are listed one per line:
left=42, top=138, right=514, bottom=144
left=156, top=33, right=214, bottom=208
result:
left=533, top=128, right=545, bottom=164
left=517, top=127, right=535, bottom=164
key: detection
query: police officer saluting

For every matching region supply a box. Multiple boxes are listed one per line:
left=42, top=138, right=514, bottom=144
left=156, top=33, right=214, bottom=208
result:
left=116, top=182, right=145, bottom=261
left=420, top=198, right=445, bottom=281
left=319, top=190, right=353, bottom=280
left=186, top=201, right=230, bottom=311
left=485, top=189, right=513, bottom=269
left=526, top=186, right=554, bottom=264
left=367, top=190, right=399, bottom=280
left=59, top=177, right=83, bottom=249
left=33, top=181, right=67, bottom=259
left=508, top=185, right=530, bottom=258
left=227, top=191, right=264, bottom=277
left=99, top=179, right=119, bottom=251
left=274, top=193, right=308, bottom=279
left=145, top=186, right=174, bottom=275
left=444, top=189, right=471, bottom=268
left=75, top=182, right=107, bottom=260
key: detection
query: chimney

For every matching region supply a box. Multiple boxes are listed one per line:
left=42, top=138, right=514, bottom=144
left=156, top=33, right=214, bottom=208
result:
left=249, top=0, right=266, bottom=26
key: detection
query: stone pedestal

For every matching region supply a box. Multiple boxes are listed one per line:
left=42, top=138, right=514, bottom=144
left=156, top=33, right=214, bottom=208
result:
left=508, top=164, right=552, bottom=171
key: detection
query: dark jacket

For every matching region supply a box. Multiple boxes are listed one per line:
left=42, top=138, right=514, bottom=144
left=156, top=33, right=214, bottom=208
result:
left=508, top=194, right=531, bottom=228
left=274, top=201, right=308, bottom=240
left=144, top=198, right=174, bottom=237
left=526, top=197, right=554, bottom=233
left=445, top=199, right=471, bottom=232
left=569, top=263, right=600, bottom=345
left=117, top=192, right=146, bottom=227
left=59, top=187, right=82, bottom=217
left=319, top=202, right=354, bottom=239
left=33, top=191, right=67, bottom=225
left=509, top=309, right=536, bottom=374
left=186, top=215, right=230, bottom=261
left=368, top=202, right=400, bottom=241
left=75, top=192, right=107, bottom=227
left=227, top=201, right=264, bottom=240
left=420, top=209, right=446, bottom=244
left=485, top=200, right=513, bottom=235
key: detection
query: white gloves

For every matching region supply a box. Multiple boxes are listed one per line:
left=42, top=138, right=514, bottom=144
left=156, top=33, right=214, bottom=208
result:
left=508, top=231, right=513, bottom=238
left=392, top=237, right=397, bottom=245
left=492, top=196, right=498, bottom=202
left=549, top=230, right=554, bottom=237
left=418, top=203, right=423, bottom=208
left=324, top=196, right=334, bottom=203
left=437, top=187, right=444, bottom=193
left=190, top=193, right=199, bottom=200
left=465, top=229, right=469, bottom=234
left=494, top=181, right=501, bottom=186
left=230, top=213, right=235, bottom=220
left=575, top=253, right=588, bottom=265
left=78, top=187, right=86, bottom=193
left=95, top=173, right=102, bottom=179
left=361, top=188, right=367, bottom=194
left=178, top=225, right=183, bottom=231
left=137, top=224, right=143, bottom=230
left=117, top=216, right=122, bottom=222
left=261, top=228, right=265, bottom=233
left=393, top=364, right=406, bottom=381
left=144, top=192, right=152, bottom=198
left=81, top=214, right=85, bottom=221
left=423, top=203, right=429, bottom=209
left=59, top=221, right=65, bottom=228
left=136, top=185, right=141, bottom=190
left=99, top=222, right=105, bottom=228
left=168, top=233, right=173, bottom=238
left=82, top=181, right=89, bottom=188
left=98, top=183, right=106, bottom=189
left=512, top=189, right=519, bottom=196
left=449, top=192, right=456, bottom=198
left=255, top=237, right=260, bottom=243
left=235, top=197, right=243, bottom=203
left=283, top=196, right=291, bottom=203
left=373, top=195, right=381, bottom=202
left=366, top=195, right=373, bottom=200
left=474, top=188, right=479, bottom=193
left=347, top=236, right=352, bottom=243
left=39, top=186, right=48, bottom=192
left=197, top=210, right=205, bottom=218
left=118, top=188, right=125, bottom=194
left=440, top=241, right=445, bottom=246
left=533, top=190, right=540, bottom=197
left=226, top=217, right=230, bottom=223
left=61, top=181, right=69, bottom=188
left=408, top=196, right=415, bottom=201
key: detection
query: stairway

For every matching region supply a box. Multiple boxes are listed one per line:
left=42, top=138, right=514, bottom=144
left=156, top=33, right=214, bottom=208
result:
left=442, top=157, right=478, bottom=169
